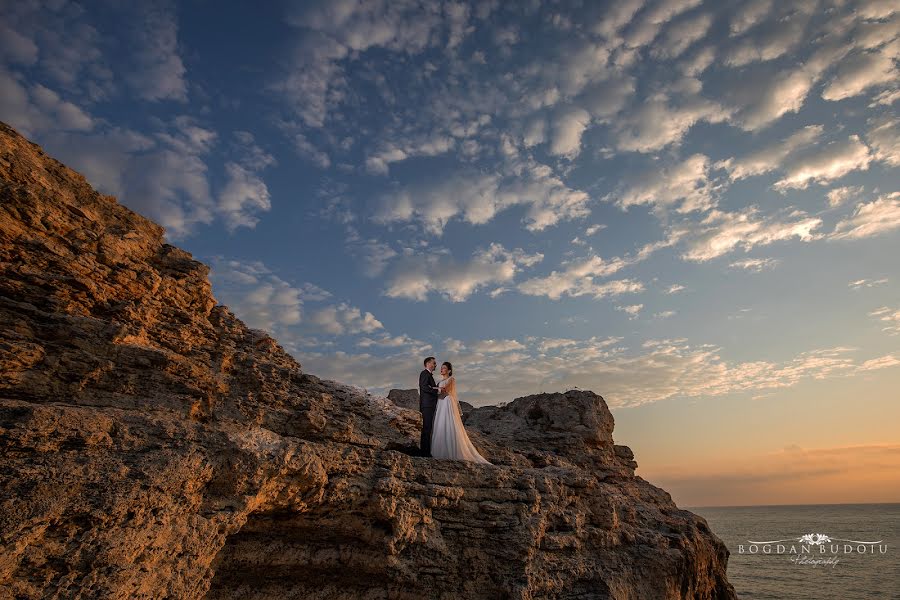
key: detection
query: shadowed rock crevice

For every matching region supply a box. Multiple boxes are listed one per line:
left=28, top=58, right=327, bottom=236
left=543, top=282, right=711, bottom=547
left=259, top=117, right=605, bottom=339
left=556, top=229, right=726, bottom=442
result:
left=0, top=121, right=737, bottom=599
left=206, top=511, right=393, bottom=599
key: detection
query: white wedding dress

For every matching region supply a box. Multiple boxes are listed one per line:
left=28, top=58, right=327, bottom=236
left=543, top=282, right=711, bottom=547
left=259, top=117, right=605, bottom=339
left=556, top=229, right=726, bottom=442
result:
left=431, top=376, right=491, bottom=464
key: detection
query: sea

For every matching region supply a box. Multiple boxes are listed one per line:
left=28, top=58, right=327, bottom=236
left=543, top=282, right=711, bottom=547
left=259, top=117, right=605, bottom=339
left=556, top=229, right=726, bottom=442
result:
left=686, top=503, right=900, bottom=600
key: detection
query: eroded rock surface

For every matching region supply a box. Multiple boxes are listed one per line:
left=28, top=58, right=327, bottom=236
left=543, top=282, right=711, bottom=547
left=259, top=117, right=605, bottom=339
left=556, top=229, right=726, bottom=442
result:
left=0, top=121, right=737, bottom=599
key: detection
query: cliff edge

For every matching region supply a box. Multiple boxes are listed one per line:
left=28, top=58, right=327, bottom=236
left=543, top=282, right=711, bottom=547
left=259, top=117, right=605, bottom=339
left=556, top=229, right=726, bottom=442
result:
left=0, top=121, right=737, bottom=599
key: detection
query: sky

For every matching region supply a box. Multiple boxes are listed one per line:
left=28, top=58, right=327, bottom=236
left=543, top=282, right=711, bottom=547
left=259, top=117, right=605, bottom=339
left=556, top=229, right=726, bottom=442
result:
left=1, top=0, right=899, bottom=507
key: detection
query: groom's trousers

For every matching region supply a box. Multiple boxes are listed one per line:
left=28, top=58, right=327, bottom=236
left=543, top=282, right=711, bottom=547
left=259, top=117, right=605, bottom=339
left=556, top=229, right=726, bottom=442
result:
left=419, top=397, right=437, bottom=457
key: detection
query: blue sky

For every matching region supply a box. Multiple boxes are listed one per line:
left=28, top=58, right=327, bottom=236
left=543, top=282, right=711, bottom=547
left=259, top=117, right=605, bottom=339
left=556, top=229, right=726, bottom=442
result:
left=1, top=0, right=898, bottom=420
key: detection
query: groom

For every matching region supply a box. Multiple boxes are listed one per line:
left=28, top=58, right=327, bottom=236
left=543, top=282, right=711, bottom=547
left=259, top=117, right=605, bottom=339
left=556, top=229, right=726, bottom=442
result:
left=418, top=356, right=440, bottom=457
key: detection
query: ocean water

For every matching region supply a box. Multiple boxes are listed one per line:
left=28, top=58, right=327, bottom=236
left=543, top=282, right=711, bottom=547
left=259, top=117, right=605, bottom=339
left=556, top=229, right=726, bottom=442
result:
left=686, top=503, right=900, bottom=600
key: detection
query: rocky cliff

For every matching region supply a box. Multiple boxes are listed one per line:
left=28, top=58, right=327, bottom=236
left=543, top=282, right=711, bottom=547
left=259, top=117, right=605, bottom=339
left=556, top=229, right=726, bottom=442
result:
left=0, top=121, right=737, bottom=600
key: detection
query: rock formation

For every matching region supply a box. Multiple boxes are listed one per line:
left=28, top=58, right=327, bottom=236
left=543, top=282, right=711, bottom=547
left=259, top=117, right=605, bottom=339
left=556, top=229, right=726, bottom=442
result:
left=0, top=121, right=737, bottom=599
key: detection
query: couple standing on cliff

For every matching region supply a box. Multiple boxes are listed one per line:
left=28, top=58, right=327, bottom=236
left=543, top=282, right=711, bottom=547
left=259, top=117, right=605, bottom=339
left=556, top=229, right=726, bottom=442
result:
left=418, top=356, right=492, bottom=464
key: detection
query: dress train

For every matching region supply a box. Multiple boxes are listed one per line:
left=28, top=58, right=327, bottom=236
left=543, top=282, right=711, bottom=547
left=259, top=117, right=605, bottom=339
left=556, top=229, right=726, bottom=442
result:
left=431, top=376, right=491, bottom=464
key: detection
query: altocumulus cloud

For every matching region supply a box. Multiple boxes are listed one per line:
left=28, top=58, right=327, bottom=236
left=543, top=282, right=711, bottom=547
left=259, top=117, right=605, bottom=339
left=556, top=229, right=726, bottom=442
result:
left=1, top=0, right=898, bottom=410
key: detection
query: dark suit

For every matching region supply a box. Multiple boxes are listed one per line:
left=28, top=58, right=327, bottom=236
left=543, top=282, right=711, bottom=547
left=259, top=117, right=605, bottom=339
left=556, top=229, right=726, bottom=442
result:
left=418, top=368, right=438, bottom=457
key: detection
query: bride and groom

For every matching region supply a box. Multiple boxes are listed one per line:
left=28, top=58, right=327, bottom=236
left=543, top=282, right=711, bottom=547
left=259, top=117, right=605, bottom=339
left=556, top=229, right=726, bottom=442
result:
left=418, top=356, right=491, bottom=464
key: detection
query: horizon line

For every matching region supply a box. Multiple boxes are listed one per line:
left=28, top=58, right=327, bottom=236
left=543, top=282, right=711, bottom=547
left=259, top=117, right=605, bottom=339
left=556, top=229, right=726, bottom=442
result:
left=684, top=501, right=900, bottom=509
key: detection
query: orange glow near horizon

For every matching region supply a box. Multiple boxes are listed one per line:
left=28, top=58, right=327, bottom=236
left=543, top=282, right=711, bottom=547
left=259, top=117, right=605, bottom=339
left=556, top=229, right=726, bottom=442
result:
left=612, top=365, right=900, bottom=507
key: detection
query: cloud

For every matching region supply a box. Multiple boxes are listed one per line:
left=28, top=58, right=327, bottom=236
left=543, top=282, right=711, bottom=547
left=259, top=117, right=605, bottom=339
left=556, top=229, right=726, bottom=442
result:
left=541, top=40, right=613, bottom=99
left=549, top=106, right=591, bottom=158
left=365, top=133, right=456, bottom=174
left=517, top=253, right=643, bottom=300
left=534, top=337, right=581, bottom=352
left=858, top=355, right=900, bottom=369
left=383, top=243, right=543, bottom=302
left=868, top=306, right=900, bottom=335
left=471, top=339, right=526, bottom=354
left=870, top=88, right=900, bottom=106
left=827, top=185, right=864, bottom=207
left=125, top=2, right=188, bottom=101
left=608, top=153, right=716, bottom=214
left=7, top=0, right=900, bottom=418
left=616, top=304, right=643, bottom=319
left=822, top=49, right=898, bottom=102
left=0, top=21, right=38, bottom=65
left=773, top=135, right=873, bottom=190
left=678, top=46, right=716, bottom=76
left=274, top=33, right=349, bottom=130
left=719, top=125, right=823, bottom=181
left=723, top=67, right=816, bottom=130
left=721, top=126, right=879, bottom=192
left=0, top=1, right=187, bottom=103
left=590, top=0, right=645, bottom=39
left=278, top=0, right=447, bottom=128
left=651, top=12, right=713, bottom=59
left=729, top=257, right=780, bottom=272
left=293, top=131, right=332, bottom=168
left=32, top=116, right=222, bottom=238
left=866, top=115, right=900, bottom=166
left=232, top=131, right=277, bottom=171
left=296, top=346, right=426, bottom=395
left=345, top=232, right=399, bottom=277
left=218, top=162, right=272, bottom=232
left=578, top=74, right=636, bottom=119
left=356, top=334, right=431, bottom=356
left=296, top=282, right=333, bottom=302
left=215, top=130, right=278, bottom=232
left=849, top=278, right=888, bottom=289
left=614, top=91, right=730, bottom=152
left=719, top=4, right=896, bottom=131
left=853, top=17, right=900, bottom=52
left=209, top=258, right=390, bottom=340
left=666, top=284, right=686, bottom=294
left=30, top=82, right=94, bottom=129
left=0, top=73, right=95, bottom=137
left=443, top=1, right=472, bottom=49
left=621, top=0, right=704, bottom=50
left=521, top=117, right=546, bottom=147
left=856, top=1, right=899, bottom=19
left=274, top=118, right=332, bottom=168
left=829, top=192, right=900, bottom=240
left=0, top=2, right=108, bottom=97
left=728, top=0, right=773, bottom=36
left=1, top=79, right=272, bottom=239
left=722, top=10, right=809, bottom=67
left=672, top=206, right=823, bottom=262
left=299, top=336, right=900, bottom=408
left=374, top=158, right=592, bottom=233
left=373, top=170, right=498, bottom=233
left=727, top=307, right=753, bottom=321
left=309, top=303, right=384, bottom=335
left=209, top=259, right=305, bottom=331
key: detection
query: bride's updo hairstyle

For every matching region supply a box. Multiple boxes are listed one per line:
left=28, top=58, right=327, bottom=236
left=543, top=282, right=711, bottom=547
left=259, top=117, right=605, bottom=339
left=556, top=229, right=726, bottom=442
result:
left=442, top=361, right=453, bottom=376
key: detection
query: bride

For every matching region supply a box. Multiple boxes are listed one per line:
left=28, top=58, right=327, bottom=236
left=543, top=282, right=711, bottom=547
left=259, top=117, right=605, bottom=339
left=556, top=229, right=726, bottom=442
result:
left=431, top=361, right=491, bottom=464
